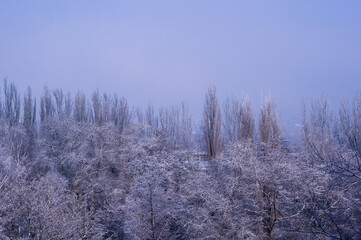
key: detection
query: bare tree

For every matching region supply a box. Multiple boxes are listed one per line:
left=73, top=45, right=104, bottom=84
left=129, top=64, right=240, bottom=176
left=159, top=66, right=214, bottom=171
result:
left=302, top=94, right=333, bottom=163
left=239, top=96, right=255, bottom=142
left=91, top=89, right=102, bottom=125
left=158, top=103, right=192, bottom=150
left=203, top=86, right=222, bottom=158
left=223, top=96, right=240, bottom=143
left=53, top=88, right=64, bottom=120
left=3, top=79, right=21, bottom=126
left=338, top=90, right=361, bottom=158
left=159, top=106, right=171, bottom=148
left=146, top=104, right=158, bottom=129
left=23, top=86, right=36, bottom=132
left=64, top=91, right=73, bottom=118
left=259, top=96, right=280, bottom=147
left=103, top=93, right=112, bottom=122
left=300, top=94, right=361, bottom=239
left=136, top=107, right=144, bottom=124
left=223, top=96, right=254, bottom=145
left=118, top=96, right=132, bottom=132
left=159, top=105, right=181, bottom=150
left=73, top=90, right=87, bottom=122
left=180, top=102, right=192, bottom=150
left=111, top=94, right=131, bottom=134
left=40, top=86, right=54, bottom=122
left=125, top=171, right=171, bottom=240
left=145, top=104, right=158, bottom=137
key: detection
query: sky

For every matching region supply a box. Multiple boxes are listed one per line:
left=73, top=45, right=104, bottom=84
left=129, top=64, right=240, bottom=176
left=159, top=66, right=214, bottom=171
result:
left=0, top=0, right=361, bottom=127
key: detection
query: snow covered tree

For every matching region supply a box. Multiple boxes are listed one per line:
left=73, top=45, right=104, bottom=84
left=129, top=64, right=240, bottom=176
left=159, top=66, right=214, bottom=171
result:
left=302, top=94, right=333, bottom=164
left=3, top=79, right=21, bottom=126
left=259, top=96, right=280, bottom=148
left=40, top=86, right=54, bottom=122
left=223, top=96, right=254, bottom=144
left=23, top=86, right=36, bottom=133
left=203, top=86, right=222, bottom=158
left=73, top=90, right=87, bottom=122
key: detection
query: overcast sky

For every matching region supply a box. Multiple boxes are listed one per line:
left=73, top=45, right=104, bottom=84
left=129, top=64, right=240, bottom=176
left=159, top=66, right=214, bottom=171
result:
left=0, top=0, right=360, bottom=125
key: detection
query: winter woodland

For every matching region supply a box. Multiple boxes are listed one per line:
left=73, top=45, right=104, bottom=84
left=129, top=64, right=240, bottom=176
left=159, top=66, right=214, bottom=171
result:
left=0, top=81, right=360, bottom=239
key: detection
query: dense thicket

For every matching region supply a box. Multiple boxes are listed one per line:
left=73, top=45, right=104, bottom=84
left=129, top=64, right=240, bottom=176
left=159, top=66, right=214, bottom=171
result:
left=0, top=80, right=360, bottom=239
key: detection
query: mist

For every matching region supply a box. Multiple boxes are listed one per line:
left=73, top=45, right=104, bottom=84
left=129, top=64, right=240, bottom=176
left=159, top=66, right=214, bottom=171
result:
left=1, top=1, right=360, bottom=127
left=1, top=2, right=361, bottom=239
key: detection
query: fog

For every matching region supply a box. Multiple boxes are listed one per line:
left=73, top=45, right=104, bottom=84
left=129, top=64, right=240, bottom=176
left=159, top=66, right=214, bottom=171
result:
left=1, top=0, right=360, bottom=127
left=2, top=2, right=361, bottom=238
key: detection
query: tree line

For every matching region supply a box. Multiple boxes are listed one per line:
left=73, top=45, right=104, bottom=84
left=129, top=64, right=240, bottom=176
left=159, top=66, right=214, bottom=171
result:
left=0, top=80, right=360, bottom=239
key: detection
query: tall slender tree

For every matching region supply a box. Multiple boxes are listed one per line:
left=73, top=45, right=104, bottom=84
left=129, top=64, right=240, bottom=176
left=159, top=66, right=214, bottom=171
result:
left=23, top=86, right=36, bottom=132
left=3, top=79, right=21, bottom=126
left=259, top=96, right=280, bottom=146
left=203, top=86, right=222, bottom=158
left=73, top=90, right=87, bottom=122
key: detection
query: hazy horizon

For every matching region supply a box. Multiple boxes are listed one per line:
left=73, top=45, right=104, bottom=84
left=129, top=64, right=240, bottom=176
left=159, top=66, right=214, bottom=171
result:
left=1, top=1, right=360, bottom=127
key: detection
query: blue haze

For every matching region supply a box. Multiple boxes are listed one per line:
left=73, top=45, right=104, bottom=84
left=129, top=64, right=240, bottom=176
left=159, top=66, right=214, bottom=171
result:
left=0, top=1, right=361, bottom=132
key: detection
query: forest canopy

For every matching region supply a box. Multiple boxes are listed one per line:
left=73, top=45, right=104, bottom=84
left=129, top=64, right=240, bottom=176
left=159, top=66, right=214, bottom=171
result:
left=0, top=80, right=360, bottom=239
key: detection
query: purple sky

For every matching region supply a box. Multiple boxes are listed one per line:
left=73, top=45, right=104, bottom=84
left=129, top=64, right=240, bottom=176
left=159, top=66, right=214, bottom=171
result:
left=0, top=0, right=361, bottom=125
